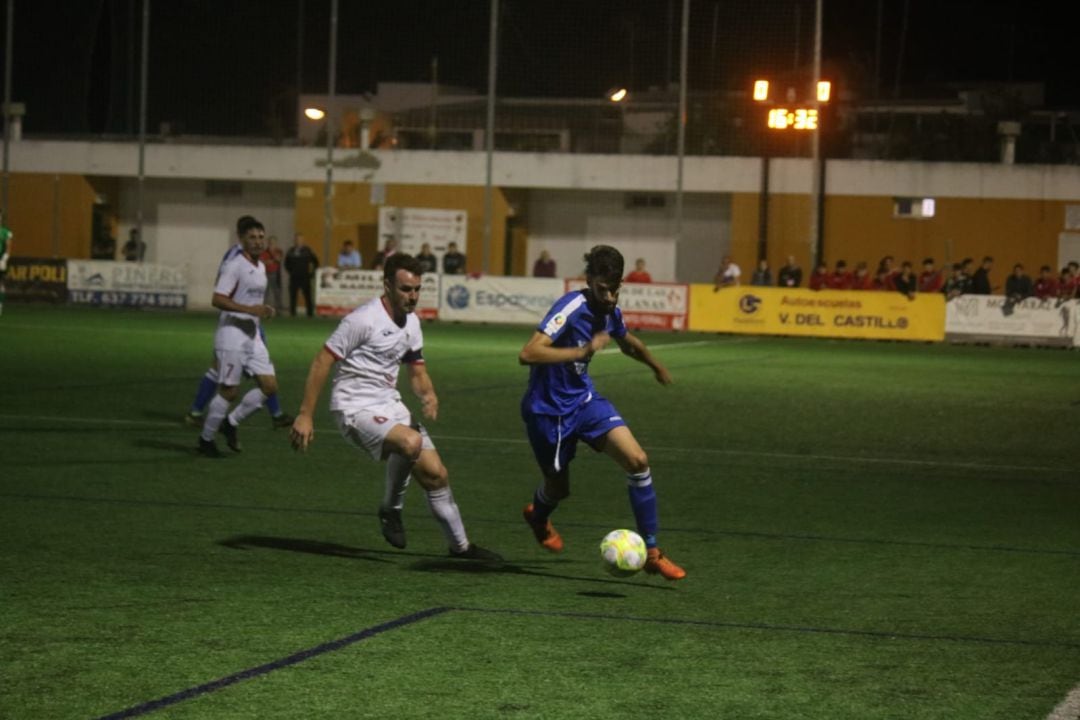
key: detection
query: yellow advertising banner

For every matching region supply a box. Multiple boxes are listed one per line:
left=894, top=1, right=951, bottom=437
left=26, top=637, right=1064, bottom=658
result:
left=689, top=285, right=945, bottom=342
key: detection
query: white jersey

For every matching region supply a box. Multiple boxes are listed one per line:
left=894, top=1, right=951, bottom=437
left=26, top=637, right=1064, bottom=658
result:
left=214, top=252, right=267, bottom=347
left=324, top=296, right=424, bottom=412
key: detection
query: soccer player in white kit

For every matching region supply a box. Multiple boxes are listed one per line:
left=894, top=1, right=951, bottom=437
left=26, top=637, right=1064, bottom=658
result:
left=290, top=254, right=501, bottom=561
left=197, top=216, right=281, bottom=457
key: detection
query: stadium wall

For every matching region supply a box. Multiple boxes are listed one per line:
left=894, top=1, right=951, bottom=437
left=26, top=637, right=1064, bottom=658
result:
left=292, top=181, right=513, bottom=279
left=5, top=142, right=1080, bottom=302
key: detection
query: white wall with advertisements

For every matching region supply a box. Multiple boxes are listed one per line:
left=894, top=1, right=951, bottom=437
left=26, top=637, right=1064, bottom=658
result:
left=67, top=260, right=188, bottom=309
left=565, top=279, right=689, bottom=330
left=945, top=295, right=1079, bottom=346
left=314, top=268, right=440, bottom=319
left=439, top=276, right=565, bottom=324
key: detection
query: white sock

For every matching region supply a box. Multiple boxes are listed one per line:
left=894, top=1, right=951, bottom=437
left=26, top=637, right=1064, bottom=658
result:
left=425, top=487, right=468, bottom=552
left=200, top=394, right=230, bottom=441
left=383, top=454, right=413, bottom=510
left=228, top=388, right=267, bottom=426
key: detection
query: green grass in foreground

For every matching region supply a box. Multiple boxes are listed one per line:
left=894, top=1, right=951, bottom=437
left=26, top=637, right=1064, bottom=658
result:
left=1, top=305, right=1078, bottom=719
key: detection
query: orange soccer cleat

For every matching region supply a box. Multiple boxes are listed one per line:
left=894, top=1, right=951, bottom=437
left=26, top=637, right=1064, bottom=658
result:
left=644, top=547, right=686, bottom=581
left=522, top=503, right=564, bottom=553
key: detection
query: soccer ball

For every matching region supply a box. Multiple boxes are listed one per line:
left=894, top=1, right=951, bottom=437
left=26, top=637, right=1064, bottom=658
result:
left=599, top=529, right=647, bottom=577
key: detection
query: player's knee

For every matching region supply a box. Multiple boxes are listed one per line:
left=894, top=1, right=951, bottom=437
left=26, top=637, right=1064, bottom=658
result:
left=625, top=451, right=649, bottom=475
left=258, top=376, right=278, bottom=395
left=399, top=432, right=423, bottom=461
left=218, top=385, right=239, bottom=402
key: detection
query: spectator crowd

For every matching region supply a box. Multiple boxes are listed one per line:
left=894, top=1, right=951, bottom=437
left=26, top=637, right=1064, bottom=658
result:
left=712, top=254, right=1080, bottom=303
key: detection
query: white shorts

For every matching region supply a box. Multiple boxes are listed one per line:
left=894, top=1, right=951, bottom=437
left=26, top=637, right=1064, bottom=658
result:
left=214, top=330, right=275, bottom=387
left=333, top=400, right=435, bottom=460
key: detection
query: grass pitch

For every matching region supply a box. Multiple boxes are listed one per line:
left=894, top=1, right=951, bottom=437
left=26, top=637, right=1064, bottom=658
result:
left=1, top=305, right=1078, bottom=719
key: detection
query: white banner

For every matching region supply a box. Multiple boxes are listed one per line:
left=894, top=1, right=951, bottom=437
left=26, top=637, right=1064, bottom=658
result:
left=314, top=268, right=441, bottom=319
left=67, top=260, right=187, bottom=309
left=564, top=279, right=689, bottom=330
left=377, top=207, right=467, bottom=270
left=945, top=295, right=1079, bottom=346
left=440, top=276, right=565, bottom=325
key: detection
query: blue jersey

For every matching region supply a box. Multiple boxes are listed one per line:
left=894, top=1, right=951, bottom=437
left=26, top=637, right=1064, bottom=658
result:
left=216, top=243, right=243, bottom=281
left=523, top=290, right=628, bottom=416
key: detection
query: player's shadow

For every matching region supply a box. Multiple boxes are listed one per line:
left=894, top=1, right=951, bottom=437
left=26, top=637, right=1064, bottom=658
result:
left=409, top=558, right=675, bottom=591
left=132, top=438, right=205, bottom=455
left=218, top=535, right=423, bottom=564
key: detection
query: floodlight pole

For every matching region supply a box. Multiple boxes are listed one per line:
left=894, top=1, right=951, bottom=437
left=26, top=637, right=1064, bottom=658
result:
left=136, top=0, right=149, bottom=261
left=674, top=0, right=688, bottom=268
left=2, top=0, right=13, bottom=218
left=323, top=0, right=338, bottom=266
left=482, top=0, right=499, bottom=275
left=808, top=0, right=823, bottom=266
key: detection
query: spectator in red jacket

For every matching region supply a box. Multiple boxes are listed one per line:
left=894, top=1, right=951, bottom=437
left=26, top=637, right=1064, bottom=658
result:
left=918, top=257, right=944, bottom=293
left=875, top=255, right=897, bottom=290
left=808, top=261, right=829, bottom=291
left=850, top=261, right=874, bottom=290
left=624, top=257, right=653, bottom=283
left=826, top=260, right=852, bottom=289
left=1033, top=265, right=1058, bottom=300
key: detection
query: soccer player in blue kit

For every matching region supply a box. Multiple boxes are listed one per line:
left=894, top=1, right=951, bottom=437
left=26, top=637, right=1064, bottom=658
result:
left=518, top=245, right=686, bottom=580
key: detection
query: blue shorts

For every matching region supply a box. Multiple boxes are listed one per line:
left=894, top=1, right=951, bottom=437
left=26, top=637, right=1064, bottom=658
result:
left=521, top=395, right=627, bottom=473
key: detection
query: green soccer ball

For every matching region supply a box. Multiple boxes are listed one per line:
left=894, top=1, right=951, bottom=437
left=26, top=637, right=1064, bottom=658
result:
left=599, top=529, right=647, bottom=577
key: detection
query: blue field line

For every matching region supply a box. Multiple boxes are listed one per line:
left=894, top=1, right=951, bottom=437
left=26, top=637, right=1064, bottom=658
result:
left=451, top=606, right=1080, bottom=651
left=5, top=491, right=1080, bottom=559
left=93, top=607, right=451, bottom=720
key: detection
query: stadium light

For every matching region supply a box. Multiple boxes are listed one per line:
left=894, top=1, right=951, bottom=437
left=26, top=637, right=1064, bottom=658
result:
left=816, top=81, right=831, bottom=103
left=753, top=80, right=769, bottom=102
left=607, top=87, right=628, bottom=103
left=304, top=107, right=326, bottom=120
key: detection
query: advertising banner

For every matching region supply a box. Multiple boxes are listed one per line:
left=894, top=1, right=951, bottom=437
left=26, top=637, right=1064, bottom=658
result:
left=945, top=295, right=1078, bottom=347
left=689, top=285, right=945, bottom=342
left=66, top=260, right=188, bottom=309
left=4, top=258, right=67, bottom=303
left=565, top=279, right=689, bottom=330
left=314, top=267, right=440, bottom=319
left=440, top=276, right=564, bottom=325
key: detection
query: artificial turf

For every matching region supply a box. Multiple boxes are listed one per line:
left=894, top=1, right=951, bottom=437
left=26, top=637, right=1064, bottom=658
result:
left=1, top=305, right=1077, bottom=719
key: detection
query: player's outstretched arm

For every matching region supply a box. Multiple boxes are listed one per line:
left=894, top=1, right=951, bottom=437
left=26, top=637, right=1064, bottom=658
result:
left=615, top=332, right=673, bottom=385
left=290, top=347, right=336, bottom=452
left=406, top=362, right=439, bottom=421
left=518, top=330, right=608, bottom=365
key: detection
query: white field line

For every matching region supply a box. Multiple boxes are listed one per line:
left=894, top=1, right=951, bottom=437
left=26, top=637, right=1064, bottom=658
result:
left=596, top=338, right=739, bottom=354
left=0, top=413, right=1071, bottom=475
left=1047, top=683, right=1080, bottom=720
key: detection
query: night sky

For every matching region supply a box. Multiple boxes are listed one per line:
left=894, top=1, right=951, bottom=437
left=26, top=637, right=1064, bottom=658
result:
left=5, top=0, right=1078, bottom=137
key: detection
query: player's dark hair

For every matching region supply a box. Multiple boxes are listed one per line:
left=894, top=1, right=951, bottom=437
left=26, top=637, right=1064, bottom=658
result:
left=237, top=216, right=263, bottom=236
left=583, top=245, right=624, bottom=285
left=384, top=253, right=424, bottom=283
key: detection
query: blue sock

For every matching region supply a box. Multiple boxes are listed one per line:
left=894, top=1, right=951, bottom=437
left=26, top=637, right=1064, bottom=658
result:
left=190, top=374, right=217, bottom=414
left=266, top=393, right=282, bottom=416
left=627, top=470, right=658, bottom=549
left=531, top=487, right=558, bottom=524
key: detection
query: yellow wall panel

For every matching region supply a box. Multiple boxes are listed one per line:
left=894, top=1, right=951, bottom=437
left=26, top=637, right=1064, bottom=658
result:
left=6, top=174, right=96, bottom=259
left=295, top=183, right=511, bottom=275
left=730, top=192, right=1072, bottom=283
